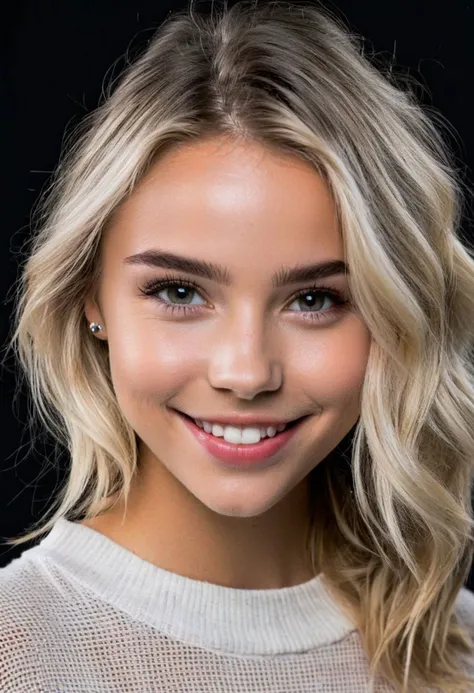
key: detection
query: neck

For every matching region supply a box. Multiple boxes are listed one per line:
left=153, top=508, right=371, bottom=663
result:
left=81, top=444, right=316, bottom=590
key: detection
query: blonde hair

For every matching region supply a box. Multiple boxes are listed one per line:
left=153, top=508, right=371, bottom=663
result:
left=3, top=0, right=474, bottom=690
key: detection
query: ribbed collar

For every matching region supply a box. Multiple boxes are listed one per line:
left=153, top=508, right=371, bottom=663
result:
left=34, top=517, right=356, bottom=655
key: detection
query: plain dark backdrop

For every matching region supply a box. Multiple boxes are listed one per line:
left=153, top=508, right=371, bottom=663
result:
left=2, top=0, right=474, bottom=590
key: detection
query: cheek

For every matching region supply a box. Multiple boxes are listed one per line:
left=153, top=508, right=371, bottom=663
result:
left=106, top=324, right=208, bottom=405
left=302, top=319, right=371, bottom=408
left=106, top=308, right=371, bottom=412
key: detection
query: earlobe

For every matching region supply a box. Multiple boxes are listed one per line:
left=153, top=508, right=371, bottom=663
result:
left=84, top=297, right=106, bottom=339
left=89, top=322, right=104, bottom=335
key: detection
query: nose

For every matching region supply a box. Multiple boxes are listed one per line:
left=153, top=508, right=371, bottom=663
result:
left=207, top=315, right=282, bottom=400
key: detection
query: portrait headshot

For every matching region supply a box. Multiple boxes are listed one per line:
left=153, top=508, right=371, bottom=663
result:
left=1, top=1, right=474, bottom=691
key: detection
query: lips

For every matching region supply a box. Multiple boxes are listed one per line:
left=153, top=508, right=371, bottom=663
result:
left=178, top=411, right=305, bottom=431
left=283, top=416, right=306, bottom=429
left=175, top=409, right=309, bottom=437
left=174, top=408, right=309, bottom=467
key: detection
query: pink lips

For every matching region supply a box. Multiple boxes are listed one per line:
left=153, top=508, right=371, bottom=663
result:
left=174, top=409, right=307, bottom=468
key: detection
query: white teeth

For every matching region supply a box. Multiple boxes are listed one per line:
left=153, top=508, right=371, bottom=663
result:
left=193, top=419, right=287, bottom=444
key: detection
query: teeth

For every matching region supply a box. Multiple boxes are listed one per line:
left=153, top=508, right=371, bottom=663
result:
left=193, top=419, right=287, bottom=444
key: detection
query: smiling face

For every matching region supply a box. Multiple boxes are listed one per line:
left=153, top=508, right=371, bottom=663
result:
left=85, top=135, right=371, bottom=520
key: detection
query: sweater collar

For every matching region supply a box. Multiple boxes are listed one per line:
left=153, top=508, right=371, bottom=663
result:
left=37, top=517, right=356, bottom=655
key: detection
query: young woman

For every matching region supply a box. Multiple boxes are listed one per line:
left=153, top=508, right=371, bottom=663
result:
left=1, top=1, right=474, bottom=691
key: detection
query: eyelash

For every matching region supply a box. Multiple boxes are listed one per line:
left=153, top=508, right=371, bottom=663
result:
left=139, top=273, right=350, bottom=324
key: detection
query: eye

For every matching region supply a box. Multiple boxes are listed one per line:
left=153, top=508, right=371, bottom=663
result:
left=139, top=274, right=350, bottom=324
left=140, top=276, right=206, bottom=312
left=287, top=286, right=348, bottom=323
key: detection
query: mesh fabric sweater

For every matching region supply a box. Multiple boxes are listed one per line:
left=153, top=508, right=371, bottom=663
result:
left=1, top=518, right=474, bottom=692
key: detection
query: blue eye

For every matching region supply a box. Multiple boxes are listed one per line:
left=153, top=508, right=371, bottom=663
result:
left=140, top=274, right=350, bottom=324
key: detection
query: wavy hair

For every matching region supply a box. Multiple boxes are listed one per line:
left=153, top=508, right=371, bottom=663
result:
left=3, top=1, right=474, bottom=690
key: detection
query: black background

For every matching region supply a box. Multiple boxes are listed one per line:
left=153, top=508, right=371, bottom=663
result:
left=2, top=0, right=474, bottom=590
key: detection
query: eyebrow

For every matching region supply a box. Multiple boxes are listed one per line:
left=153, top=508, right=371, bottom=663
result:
left=123, top=249, right=349, bottom=288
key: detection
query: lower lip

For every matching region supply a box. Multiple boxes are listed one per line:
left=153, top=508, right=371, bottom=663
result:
left=172, top=409, right=308, bottom=468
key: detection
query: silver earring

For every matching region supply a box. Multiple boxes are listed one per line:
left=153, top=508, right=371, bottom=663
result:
left=89, top=322, right=103, bottom=334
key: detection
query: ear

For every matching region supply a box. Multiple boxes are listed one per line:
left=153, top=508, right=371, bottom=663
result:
left=84, top=293, right=107, bottom=340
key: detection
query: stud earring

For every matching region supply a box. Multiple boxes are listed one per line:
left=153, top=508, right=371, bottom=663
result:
left=89, top=322, right=103, bottom=334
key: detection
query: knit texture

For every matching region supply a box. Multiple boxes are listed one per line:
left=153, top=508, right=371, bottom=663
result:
left=1, top=517, right=474, bottom=692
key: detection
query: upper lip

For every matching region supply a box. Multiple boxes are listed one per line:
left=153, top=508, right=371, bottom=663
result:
left=172, top=408, right=306, bottom=427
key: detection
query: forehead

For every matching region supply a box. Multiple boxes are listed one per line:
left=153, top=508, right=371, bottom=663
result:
left=103, top=137, right=343, bottom=268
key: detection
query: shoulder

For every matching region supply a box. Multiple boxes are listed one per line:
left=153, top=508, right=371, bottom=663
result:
left=0, top=542, right=103, bottom=649
left=0, top=551, right=46, bottom=690
left=0, top=546, right=86, bottom=689
left=0, top=547, right=47, bottom=604
left=0, top=545, right=76, bottom=635
left=0, top=549, right=42, bottom=618
left=454, top=585, right=474, bottom=632
left=451, top=586, right=474, bottom=676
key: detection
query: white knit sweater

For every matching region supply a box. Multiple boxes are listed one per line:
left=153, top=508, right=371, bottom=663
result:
left=1, top=517, right=474, bottom=692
